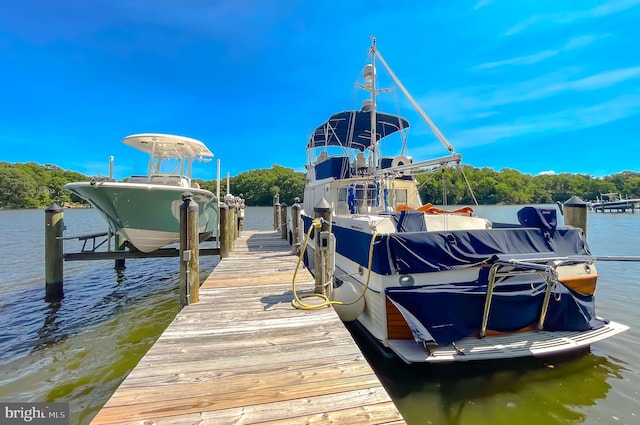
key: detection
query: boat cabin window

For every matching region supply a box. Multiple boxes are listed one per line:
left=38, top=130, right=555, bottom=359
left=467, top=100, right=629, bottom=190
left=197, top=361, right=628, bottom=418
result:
left=394, top=188, right=408, bottom=207
left=353, top=184, right=380, bottom=212
left=337, top=187, right=348, bottom=213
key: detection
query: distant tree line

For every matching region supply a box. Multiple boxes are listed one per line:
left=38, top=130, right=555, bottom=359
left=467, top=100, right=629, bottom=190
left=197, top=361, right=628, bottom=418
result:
left=416, top=166, right=640, bottom=206
left=0, top=162, right=88, bottom=208
left=1, top=161, right=639, bottom=209
left=214, top=165, right=306, bottom=206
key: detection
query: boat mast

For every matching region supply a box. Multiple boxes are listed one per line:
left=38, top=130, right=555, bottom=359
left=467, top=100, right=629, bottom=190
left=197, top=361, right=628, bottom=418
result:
left=373, top=44, right=456, bottom=154
left=369, top=37, right=378, bottom=169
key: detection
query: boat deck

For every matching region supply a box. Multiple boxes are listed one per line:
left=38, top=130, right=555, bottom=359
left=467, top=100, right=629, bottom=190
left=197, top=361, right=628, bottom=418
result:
left=90, top=230, right=405, bottom=424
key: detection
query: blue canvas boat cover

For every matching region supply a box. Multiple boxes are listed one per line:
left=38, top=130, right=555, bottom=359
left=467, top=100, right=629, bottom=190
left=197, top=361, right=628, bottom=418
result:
left=308, top=110, right=409, bottom=151
left=387, top=280, right=605, bottom=346
left=389, top=210, right=427, bottom=232
left=387, top=227, right=589, bottom=274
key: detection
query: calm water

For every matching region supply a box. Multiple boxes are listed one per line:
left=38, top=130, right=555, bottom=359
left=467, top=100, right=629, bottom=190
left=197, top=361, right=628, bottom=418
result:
left=0, top=206, right=639, bottom=424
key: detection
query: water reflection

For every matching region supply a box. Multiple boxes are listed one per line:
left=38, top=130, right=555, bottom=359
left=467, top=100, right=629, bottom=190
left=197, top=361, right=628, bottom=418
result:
left=35, top=300, right=66, bottom=349
left=345, top=321, right=623, bottom=425
left=31, top=258, right=176, bottom=357
left=115, top=266, right=127, bottom=283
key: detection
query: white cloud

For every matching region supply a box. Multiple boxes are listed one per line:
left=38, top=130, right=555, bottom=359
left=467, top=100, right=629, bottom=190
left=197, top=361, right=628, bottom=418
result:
left=448, top=93, right=640, bottom=149
left=476, top=50, right=559, bottom=69
left=505, top=0, right=640, bottom=35
left=418, top=66, right=640, bottom=125
left=571, top=67, right=640, bottom=90
left=473, top=0, right=494, bottom=10
left=538, top=170, right=556, bottom=175
left=476, top=33, right=609, bottom=70
left=563, top=33, right=611, bottom=50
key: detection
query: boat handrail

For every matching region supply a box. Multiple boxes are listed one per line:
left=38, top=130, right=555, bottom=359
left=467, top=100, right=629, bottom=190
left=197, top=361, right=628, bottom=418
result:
left=479, top=255, right=640, bottom=338
left=480, top=260, right=557, bottom=338
left=373, top=153, right=461, bottom=176
left=500, top=255, right=640, bottom=264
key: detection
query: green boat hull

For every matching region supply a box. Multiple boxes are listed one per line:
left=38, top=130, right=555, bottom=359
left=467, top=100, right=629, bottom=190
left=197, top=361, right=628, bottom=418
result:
left=65, top=182, right=218, bottom=252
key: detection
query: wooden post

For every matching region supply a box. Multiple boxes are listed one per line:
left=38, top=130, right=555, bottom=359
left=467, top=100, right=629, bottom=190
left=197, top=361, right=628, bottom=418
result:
left=563, top=196, right=588, bottom=237
left=187, top=196, right=199, bottom=304
left=224, top=195, right=237, bottom=244
left=180, top=198, right=188, bottom=306
left=114, top=233, right=126, bottom=270
left=237, top=196, right=245, bottom=232
left=233, top=198, right=240, bottom=240
left=219, top=202, right=231, bottom=258
left=180, top=193, right=200, bottom=307
left=233, top=207, right=238, bottom=241
left=280, top=202, right=288, bottom=239
left=314, top=198, right=333, bottom=294
left=45, top=203, right=64, bottom=301
left=291, top=200, right=302, bottom=254
left=224, top=194, right=236, bottom=242
left=273, top=194, right=280, bottom=230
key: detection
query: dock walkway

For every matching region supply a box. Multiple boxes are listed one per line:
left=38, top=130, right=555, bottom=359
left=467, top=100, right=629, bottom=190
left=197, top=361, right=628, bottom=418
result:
left=90, top=230, right=405, bottom=424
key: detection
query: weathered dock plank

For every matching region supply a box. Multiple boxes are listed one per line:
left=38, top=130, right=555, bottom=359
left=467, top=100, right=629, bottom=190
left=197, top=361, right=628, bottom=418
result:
left=90, top=230, right=404, bottom=424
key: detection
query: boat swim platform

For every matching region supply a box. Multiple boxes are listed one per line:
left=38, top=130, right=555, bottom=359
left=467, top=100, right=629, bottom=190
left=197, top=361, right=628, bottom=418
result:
left=388, top=320, right=629, bottom=363
left=90, top=230, right=405, bottom=425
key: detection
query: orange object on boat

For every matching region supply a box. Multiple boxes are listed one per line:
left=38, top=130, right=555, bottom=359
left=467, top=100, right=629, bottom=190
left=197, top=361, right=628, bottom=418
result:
left=396, top=203, right=474, bottom=216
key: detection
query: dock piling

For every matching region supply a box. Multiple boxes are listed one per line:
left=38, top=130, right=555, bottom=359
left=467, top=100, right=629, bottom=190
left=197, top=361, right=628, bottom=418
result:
left=219, top=202, right=231, bottom=258
left=291, top=199, right=302, bottom=254
left=313, top=198, right=333, bottom=294
left=220, top=202, right=234, bottom=258
left=280, top=202, right=288, bottom=239
left=45, top=203, right=64, bottom=301
left=273, top=194, right=280, bottom=230
left=180, top=193, right=200, bottom=307
left=225, top=195, right=238, bottom=247
left=564, top=196, right=588, bottom=237
left=236, top=195, right=245, bottom=232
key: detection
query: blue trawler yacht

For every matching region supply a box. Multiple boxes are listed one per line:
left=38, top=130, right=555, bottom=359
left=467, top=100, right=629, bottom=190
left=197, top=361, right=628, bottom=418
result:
left=298, top=37, right=628, bottom=363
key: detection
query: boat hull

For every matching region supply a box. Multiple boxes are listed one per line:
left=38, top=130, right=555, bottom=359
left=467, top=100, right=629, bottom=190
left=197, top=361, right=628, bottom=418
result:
left=65, top=182, right=218, bottom=252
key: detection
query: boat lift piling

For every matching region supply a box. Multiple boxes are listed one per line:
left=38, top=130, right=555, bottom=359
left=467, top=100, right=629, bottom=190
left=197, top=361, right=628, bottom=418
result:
left=179, top=193, right=200, bottom=307
left=44, top=203, right=64, bottom=301
left=112, top=233, right=126, bottom=270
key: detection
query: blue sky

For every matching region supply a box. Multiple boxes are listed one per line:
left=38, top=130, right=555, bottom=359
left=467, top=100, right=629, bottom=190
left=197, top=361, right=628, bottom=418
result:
left=2, top=0, right=639, bottom=181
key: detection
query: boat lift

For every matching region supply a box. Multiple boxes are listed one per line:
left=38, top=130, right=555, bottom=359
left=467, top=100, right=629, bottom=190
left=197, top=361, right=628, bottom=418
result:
left=60, top=231, right=220, bottom=262
left=43, top=196, right=240, bottom=305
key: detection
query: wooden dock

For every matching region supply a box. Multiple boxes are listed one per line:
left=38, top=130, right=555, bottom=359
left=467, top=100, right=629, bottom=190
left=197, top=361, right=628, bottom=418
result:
left=90, top=230, right=405, bottom=424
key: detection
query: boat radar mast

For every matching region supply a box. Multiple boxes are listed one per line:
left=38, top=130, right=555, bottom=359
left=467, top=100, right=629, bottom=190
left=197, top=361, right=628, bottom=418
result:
left=368, top=35, right=456, bottom=154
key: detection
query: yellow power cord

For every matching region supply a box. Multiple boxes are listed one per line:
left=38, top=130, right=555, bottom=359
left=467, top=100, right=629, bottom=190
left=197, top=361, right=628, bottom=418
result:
left=291, top=217, right=378, bottom=310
